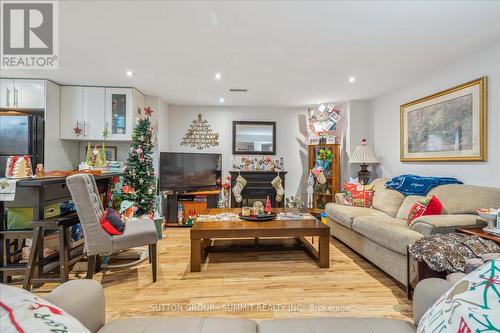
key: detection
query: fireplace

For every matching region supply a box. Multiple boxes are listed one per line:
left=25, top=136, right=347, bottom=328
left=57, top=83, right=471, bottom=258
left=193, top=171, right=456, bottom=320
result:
left=229, top=171, right=287, bottom=208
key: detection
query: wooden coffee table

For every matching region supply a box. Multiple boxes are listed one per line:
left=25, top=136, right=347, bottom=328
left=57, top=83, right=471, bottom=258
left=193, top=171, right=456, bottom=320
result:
left=190, top=208, right=330, bottom=272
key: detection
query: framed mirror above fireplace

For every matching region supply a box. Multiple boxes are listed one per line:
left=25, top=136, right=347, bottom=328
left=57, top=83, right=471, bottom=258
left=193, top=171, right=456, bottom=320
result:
left=232, top=121, right=276, bottom=155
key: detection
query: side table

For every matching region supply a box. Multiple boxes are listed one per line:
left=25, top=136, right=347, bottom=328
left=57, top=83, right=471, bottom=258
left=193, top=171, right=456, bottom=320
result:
left=406, top=246, right=447, bottom=300
left=456, top=227, right=500, bottom=245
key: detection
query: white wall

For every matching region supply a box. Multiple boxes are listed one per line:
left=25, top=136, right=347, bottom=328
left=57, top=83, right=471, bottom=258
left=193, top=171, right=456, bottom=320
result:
left=166, top=106, right=309, bottom=199
left=370, top=43, right=500, bottom=187
left=145, top=95, right=166, bottom=173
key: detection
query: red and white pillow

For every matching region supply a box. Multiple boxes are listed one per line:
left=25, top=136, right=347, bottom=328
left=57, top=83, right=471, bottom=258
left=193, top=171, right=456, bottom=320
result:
left=407, top=195, right=443, bottom=225
left=343, top=183, right=375, bottom=208
left=0, top=283, right=90, bottom=333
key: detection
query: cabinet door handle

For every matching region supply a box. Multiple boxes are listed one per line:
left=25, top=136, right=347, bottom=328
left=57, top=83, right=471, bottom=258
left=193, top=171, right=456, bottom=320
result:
left=83, top=121, right=88, bottom=137
left=104, top=121, right=109, bottom=139
left=14, top=88, right=18, bottom=107
left=6, top=88, right=10, bottom=107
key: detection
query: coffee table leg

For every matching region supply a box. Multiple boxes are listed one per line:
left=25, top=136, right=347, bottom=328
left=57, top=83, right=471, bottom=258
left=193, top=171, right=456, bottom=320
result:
left=319, top=235, right=330, bottom=268
left=191, top=238, right=201, bottom=272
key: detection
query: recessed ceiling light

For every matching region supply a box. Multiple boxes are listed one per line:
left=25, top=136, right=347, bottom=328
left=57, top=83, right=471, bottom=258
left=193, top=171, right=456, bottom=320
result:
left=348, top=76, right=356, bottom=83
left=126, top=70, right=134, bottom=77
left=219, top=97, right=224, bottom=103
left=215, top=72, right=222, bottom=80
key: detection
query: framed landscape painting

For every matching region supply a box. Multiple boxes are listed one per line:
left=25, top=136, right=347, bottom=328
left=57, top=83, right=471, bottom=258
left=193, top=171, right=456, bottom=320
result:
left=400, top=77, right=487, bottom=162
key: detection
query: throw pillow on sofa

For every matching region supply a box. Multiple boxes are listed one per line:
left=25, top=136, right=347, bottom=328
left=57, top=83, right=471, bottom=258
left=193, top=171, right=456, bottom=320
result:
left=0, top=283, right=91, bottom=333
left=407, top=195, right=443, bottom=225
left=100, top=208, right=126, bottom=235
left=343, top=183, right=374, bottom=208
left=417, top=259, right=500, bottom=333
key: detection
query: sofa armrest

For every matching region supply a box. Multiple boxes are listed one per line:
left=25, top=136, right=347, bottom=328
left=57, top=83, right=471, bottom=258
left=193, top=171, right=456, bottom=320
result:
left=335, top=192, right=346, bottom=204
left=409, top=214, right=487, bottom=236
left=413, top=278, right=453, bottom=325
left=44, top=280, right=105, bottom=333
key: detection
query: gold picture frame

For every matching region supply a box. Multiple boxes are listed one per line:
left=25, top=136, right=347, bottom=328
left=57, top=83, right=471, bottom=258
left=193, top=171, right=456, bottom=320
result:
left=400, top=77, right=487, bottom=162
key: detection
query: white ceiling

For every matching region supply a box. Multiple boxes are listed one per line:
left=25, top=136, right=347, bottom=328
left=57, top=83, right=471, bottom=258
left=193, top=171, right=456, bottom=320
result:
left=2, top=1, right=500, bottom=107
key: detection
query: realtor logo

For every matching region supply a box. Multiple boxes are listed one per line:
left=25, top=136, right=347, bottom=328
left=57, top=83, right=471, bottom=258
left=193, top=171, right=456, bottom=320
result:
left=1, top=1, right=59, bottom=69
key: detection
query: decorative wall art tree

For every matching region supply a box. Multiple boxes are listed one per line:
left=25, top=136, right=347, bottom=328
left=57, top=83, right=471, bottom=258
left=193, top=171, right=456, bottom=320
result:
left=181, top=113, right=219, bottom=150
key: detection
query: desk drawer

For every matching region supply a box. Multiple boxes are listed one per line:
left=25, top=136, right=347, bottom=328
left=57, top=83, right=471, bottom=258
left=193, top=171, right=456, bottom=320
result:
left=42, top=183, right=71, bottom=201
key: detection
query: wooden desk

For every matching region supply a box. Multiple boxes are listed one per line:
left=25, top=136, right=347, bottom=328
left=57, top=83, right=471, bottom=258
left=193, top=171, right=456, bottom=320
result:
left=0, top=172, right=123, bottom=285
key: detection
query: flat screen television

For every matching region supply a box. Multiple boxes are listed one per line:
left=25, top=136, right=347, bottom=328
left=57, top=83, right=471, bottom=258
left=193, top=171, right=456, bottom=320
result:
left=159, top=152, right=221, bottom=190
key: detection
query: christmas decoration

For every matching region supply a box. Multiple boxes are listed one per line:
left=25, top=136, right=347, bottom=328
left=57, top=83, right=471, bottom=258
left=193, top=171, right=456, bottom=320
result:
left=144, top=106, right=153, bottom=117
left=123, top=107, right=156, bottom=215
left=73, top=124, right=82, bottom=137
left=265, top=196, right=272, bottom=214
left=271, top=175, right=284, bottom=202
left=34, top=163, right=45, bottom=178
left=181, top=113, right=219, bottom=150
left=232, top=175, right=247, bottom=203
left=102, top=125, right=110, bottom=139
left=5, top=155, right=33, bottom=178
left=307, top=103, right=341, bottom=140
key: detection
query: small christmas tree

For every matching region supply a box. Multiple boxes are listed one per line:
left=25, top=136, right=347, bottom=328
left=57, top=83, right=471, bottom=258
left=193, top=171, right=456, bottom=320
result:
left=122, top=107, right=156, bottom=216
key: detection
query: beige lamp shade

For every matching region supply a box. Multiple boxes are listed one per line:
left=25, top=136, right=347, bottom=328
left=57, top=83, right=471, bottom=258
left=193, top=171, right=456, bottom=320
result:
left=349, top=139, right=379, bottom=164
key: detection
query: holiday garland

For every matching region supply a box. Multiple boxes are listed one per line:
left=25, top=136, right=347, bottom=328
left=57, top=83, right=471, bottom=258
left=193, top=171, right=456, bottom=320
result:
left=122, top=108, right=156, bottom=215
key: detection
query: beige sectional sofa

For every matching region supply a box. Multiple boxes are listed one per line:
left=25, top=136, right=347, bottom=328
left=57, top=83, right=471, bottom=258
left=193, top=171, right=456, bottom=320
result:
left=42, top=278, right=453, bottom=333
left=325, top=178, right=500, bottom=285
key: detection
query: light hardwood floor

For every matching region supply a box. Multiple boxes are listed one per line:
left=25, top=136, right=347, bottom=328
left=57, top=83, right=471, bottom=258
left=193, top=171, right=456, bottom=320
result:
left=40, top=228, right=413, bottom=323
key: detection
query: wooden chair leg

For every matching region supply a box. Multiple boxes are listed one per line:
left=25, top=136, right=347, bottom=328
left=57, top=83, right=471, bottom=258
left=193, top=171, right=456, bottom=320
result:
left=150, top=243, right=157, bottom=282
left=86, top=255, right=96, bottom=279
left=23, top=226, right=43, bottom=291
left=148, top=244, right=152, bottom=263
left=58, top=226, right=70, bottom=283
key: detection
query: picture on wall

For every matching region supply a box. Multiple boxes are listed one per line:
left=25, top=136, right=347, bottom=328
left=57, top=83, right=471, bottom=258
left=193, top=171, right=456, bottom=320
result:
left=86, top=145, right=117, bottom=161
left=400, top=77, right=487, bottom=162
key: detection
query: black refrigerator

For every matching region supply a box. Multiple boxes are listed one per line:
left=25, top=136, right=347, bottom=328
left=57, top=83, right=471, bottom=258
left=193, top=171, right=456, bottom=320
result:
left=0, top=112, right=44, bottom=176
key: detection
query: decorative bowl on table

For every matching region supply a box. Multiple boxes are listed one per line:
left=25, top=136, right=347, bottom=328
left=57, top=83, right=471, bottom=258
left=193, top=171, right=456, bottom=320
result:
left=477, top=208, right=499, bottom=234
left=477, top=208, right=498, bottom=221
left=239, top=213, right=277, bottom=221
left=482, top=226, right=500, bottom=236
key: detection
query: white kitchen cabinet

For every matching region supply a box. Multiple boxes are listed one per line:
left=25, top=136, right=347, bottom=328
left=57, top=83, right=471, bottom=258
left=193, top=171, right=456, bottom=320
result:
left=60, top=86, right=84, bottom=139
left=15, top=79, right=45, bottom=109
left=105, top=88, right=133, bottom=141
left=60, top=86, right=142, bottom=141
left=83, top=87, right=106, bottom=140
left=0, top=79, right=45, bottom=109
left=0, top=79, right=14, bottom=108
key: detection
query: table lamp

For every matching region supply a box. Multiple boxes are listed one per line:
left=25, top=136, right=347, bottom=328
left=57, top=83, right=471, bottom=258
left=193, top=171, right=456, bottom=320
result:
left=349, top=139, right=379, bottom=185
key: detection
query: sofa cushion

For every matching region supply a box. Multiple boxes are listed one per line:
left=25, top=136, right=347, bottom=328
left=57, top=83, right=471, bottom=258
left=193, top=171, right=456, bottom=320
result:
left=397, top=195, right=425, bottom=220
left=352, top=216, right=423, bottom=255
left=325, top=203, right=388, bottom=229
left=417, top=260, right=500, bottom=333
left=111, top=218, right=158, bottom=252
left=428, top=184, right=500, bottom=214
left=409, top=214, right=487, bottom=235
left=98, top=318, right=256, bottom=333
left=371, top=178, right=406, bottom=218
left=0, top=283, right=91, bottom=333
left=258, top=318, right=415, bottom=333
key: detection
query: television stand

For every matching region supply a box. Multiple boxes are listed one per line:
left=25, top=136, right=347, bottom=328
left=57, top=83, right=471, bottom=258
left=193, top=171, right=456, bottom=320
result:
left=163, top=188, right=220, bottom=227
